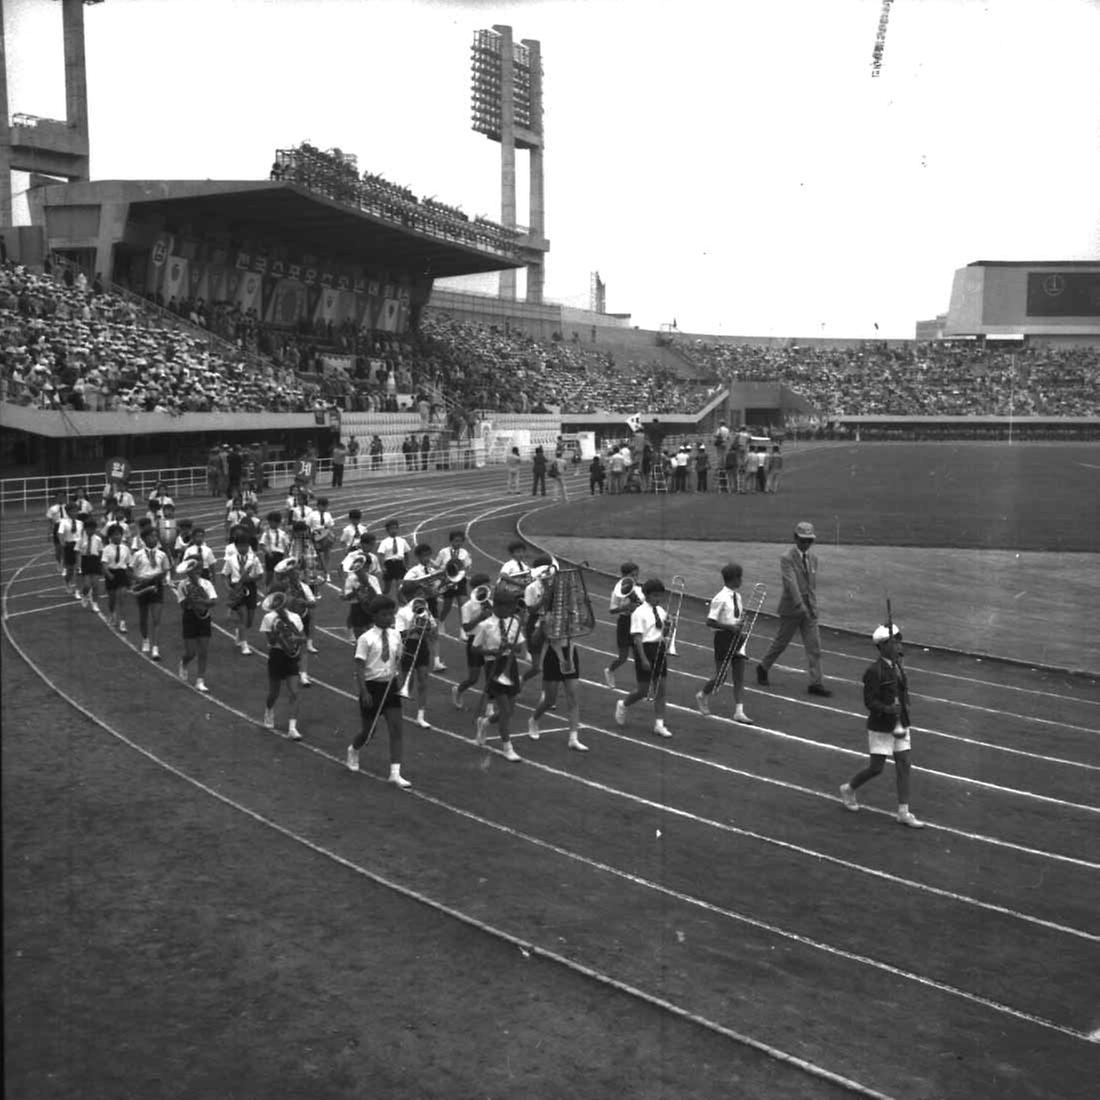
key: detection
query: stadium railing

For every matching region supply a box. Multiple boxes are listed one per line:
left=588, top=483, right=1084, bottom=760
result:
left=1, top=444, right=495, bottom=512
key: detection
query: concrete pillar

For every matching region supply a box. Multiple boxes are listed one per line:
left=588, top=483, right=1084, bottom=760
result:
left=62, top=0, right=90, bottom=140
left=495, top=25, right=516, bottom=302
left=0, top=0, right=13, bottom=228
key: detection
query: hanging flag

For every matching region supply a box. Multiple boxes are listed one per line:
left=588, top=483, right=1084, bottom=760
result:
left=625, top=413, right=643, bottom=433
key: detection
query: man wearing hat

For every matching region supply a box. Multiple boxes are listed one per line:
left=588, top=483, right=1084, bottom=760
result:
left=756, top=522, right=831, bottom=696
left=839, top=624, right=924, bottom=828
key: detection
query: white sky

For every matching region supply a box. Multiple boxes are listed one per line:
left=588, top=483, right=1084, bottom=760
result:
left=5, top=0, right=1100, bottom=337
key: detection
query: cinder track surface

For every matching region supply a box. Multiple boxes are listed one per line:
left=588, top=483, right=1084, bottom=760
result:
left=4, top=464, right=1099, bottom=1099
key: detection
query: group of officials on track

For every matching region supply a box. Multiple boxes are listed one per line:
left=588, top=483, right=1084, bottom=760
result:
left=43, top=482, right=923, bottom=825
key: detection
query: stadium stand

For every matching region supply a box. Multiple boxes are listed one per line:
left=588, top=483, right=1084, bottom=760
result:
left=674, top=340, right=1100, bottom=417
left=0, top=264, right=318, bottom=414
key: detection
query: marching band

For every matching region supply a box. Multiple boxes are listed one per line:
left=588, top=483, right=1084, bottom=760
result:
left=42, top=484, right=923, bottom=825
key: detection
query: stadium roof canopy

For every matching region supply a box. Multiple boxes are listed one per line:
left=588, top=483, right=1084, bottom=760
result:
left=128, top=181, right=519, bottom=278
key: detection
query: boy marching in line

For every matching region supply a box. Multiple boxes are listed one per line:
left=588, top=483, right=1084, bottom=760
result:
left=172, top=518, right=194, bottom=566
left=224, top=495, right=246, bottom=544
left=379, top=519, right=411, bottom=597
left=520, top=555, right=556, bottom=684
left=130, top=527, right=171, bottom=660
left=46, top=490, right=67, bottom=574
left=840, top=624, right=924, bottom=828
left=181, top=526, right=217, bottom=580
left=695, top=563, right=753, bottom=724
left=341, top=551, right=382, bottom=640
left=174, top=558, right=217, bottom=693
left=603, top=561, right=642, bottom=688
left=56, top=500, right=81, bottom=595
left=242, top=501, right=263, bottom=551
left=271, top=558, right=319, bottom=684
left=395, top=580, right=437, bottom=729
left=259, top=590, right=305, bottom=740
left=157, top=503, right=179, bottom=565
left=287, top=486, right=316, bottom=528
left=222, top=527, right=264, bottom=655
left=404, top=542, right=448, bottom=671
left=472, top=593, right=529, bottom=762
left=340, top=509, right=368, bottom=556
left=131, top=516, right=153, bottom=553
left=76, top=516, right=106, bottom=616
left=260, top=511, right=290, bottom=586
left=451, top=571, right=494, bottom=710
left=349, top=596, right=411, bottom=787
left=312, top=495, right=336, bottom=580
left=433, top=529, right=473, bottom=635
left=102, top=523, right=132, bottom=632
left=528, top=632, right=588, bottom=752
left=614, top=579, right=673, bottom=738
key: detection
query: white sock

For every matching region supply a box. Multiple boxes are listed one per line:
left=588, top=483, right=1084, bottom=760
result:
left=417, top=709, right=425, bottom=722
left=389, top=763, right=402, bottom=779
left=288, top=719, right=298, bottom=732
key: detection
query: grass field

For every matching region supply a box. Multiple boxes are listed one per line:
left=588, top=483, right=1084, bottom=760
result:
left=3, top=452, right=1099, bottom=1100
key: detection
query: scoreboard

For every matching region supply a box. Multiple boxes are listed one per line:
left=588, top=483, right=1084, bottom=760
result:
left=1026, top=272, right=1100, bottom=317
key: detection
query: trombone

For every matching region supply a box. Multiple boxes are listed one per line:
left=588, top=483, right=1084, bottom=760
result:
left=712, top=583, right=767, bottom=693
left=397, top=598, right=433, bottom=698
left=646, top=575, right=686, bottom=701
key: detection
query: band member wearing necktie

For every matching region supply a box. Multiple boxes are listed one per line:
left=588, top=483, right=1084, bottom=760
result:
left=433, top=529, right=473, bottom=634
left=520, top=554, right=556, bottom=685
left=131, top=528, right=171, bottom=660
left=840, top=624, right=924, bottom=828
left=312, top=496, right=336, bottom=580
left=349, top=596, right=411, bottom=787
left=602, top=561, right=642, bottom=688
left=339, top=509, right=368, bottom=554
left=473, top=593, right=529, bottom=762
left=46, top=491, right=66, bottom=574
left=222, top=528, right=264, bottom=655
left=342, top=551, right=382, bottom=640
left=756, top=522, right=831, bottom=697
left=77, top=517, right=106, bottom=616
left=103, top=523, right=132, bottom=633
left=695, top=563, right=753, bottom=724
left=396, top=581, right=437, bottom=729
left=272, top=558, right=319, bottom=685
left=451, top=571, right=494, bottom=710
left=379, top=519, right=411, bottom=596
left=614, top=579, right=673, bottom=738
left=260, top=512, right=289, bottom=587
left=174, top=558, right=217, bottom=693
left=157, top=503, right=179, bottom=564
left=404, top=542, right=447, bottom=672
left=181, top=526, right=217, bottom=581
left=56, top=502, right=80, bottom=594
left=497, top=540, right=530, bottom=599
left=259, top=590, right=304, bottom=741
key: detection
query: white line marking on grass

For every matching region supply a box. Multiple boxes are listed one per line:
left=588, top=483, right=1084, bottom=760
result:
left=5, top=602, right=75, bottom=619
left=0, top=555, right=903, bottom=1100
left=1075, top=462, right=1100, bottom=470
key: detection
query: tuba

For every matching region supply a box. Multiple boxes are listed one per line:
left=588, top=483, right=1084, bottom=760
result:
left=444, top=556, right=467, bottom=592
left=271, top=609, right=306, bottom=659
left=183, top=576, right=214, bottom=620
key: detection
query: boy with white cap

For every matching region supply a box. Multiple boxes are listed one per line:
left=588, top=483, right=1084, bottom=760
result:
left=839, top=624, right=924, bottom=828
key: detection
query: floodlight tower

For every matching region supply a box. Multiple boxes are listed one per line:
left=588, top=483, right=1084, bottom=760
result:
left=470, top=25, right=547, bottom=303
left=0, top=0, right=101, bottom=227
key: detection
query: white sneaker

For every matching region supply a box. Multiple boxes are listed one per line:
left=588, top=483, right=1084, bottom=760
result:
left=141, top=638, right=151, bottom=654
left=306, top=641, right=319, bottom=654
left=346, top=746, right=360, bottom=772
left=603, top=667, right=616, bottom=689
left=413, top=713, right=431, bottom=728
left=240, top=641, right=252, bottom=656
left=432, top=658, right=447, bottom=671
left=614, top=700, right=626, bottom=727
left=118, top=620, right=128, bottom=634
left=527, top=717, right=540, bottom=740
left=695, top=690, right=711, bottom=716
left=388, top=771, right=412, bottom=789
left=286, top=723, right=302, bottom=741
left=653, top=721, right=672, bottom=738
left=451, top=685, right=464, bottom=710
left=92, top=604, right=104, bottom=618
left=299, top=672, right=312, bottom=687
left=263, top=708, right=275, bottom=729
left=897, top=809, right=925, bottom=829
left=195, top=679, right=209, bottom=693
left=475, top=716, right=489, bottom=746
left=501, top=742, right=521, bottom=762
left=733, top=706, right=753, bottom=725
left=177, top=660, right=188, bottom=681
left=840, top=783, right=860, bottom=812
left=151, top=646, right=161, bottom=662
left=486, top=702, right=498, bottom=720
left=568, top=734, right=589, bottom=752
left=74, top=591, right=84, bottom=602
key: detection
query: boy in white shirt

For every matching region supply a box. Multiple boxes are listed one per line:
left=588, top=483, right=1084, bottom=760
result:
left=174, top=558, right=217, bottom=693
left=432, top=528, right=473, bottom=635
left=46, top=491, right=66, bottom=574
left=130, top=528, right=171, bottom=660
left=395, top=580, right=437, bottom=728
left=695, top=562, right=753, bottom=724
left=378, top=519, right=411, bottom=596
left=259, top=590, right=305, bottom=740
left=221, top=528, right=264, bottom=655
left=76, top=516, right=106, bottom=615
left=450, top=572, right=494, bottom=710
left=56, top=502, right=80, bottom=593
left=342, top=551, right=381, bottom=640
left=260, top=511, right=290, bottom=586
left=339, top=509, right=368, bottom=554
left=472, top=593, right=528, bottom=762
left=102, top=523, right=132, bottom=632
left=349, top=596, right=411, bottom=787
left=181, top=526, right=217, bottom=579
left=404, top=542, right=447, bottom=671
left=603, top=562, right=642, bottom=688
left=614, top=578, right=673, bottom=737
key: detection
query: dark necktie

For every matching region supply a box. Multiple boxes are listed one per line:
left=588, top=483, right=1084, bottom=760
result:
left=381, top=629, right=390, bottom=661
left=653, top=607, right=663, bottom=638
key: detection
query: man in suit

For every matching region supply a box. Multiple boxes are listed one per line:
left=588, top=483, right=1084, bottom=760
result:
left=756, top=521, right=832, bottom=696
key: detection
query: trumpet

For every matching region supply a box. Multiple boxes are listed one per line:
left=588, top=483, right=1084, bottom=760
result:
left=471, top=583, right=493, bottom=606
left=443, top=557, right=466, bottom=591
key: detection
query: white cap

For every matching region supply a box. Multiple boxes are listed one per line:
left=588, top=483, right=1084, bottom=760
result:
left=872, top=624, right=901, bottom=644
